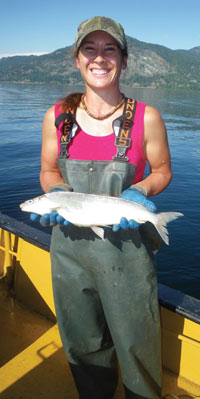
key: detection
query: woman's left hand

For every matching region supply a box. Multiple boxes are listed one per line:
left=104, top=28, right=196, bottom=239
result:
left=112, top=188, right=157, bottom=232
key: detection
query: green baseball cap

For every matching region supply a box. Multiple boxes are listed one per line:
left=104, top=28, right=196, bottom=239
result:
left=75, top=16, right=127, bottom=52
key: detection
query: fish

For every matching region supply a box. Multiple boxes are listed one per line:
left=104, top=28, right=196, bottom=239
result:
left=20, top=191, right=183, bottom=245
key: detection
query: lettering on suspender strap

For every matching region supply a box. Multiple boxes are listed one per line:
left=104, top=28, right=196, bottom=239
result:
left=113, top=98, right=137, bottom=162
left=55, top=106, right=78, bottom=158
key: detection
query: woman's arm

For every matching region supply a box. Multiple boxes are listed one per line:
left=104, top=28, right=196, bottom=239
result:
left=40, top=106, right=64, bottom=193
left=135, top=106, right=172, bottom=197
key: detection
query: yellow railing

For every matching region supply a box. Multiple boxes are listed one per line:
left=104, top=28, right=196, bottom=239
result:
left=0, top=228, right=18, bottom=278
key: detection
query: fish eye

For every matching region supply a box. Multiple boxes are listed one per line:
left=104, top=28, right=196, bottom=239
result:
left=27, top=200, right=33, bottom=204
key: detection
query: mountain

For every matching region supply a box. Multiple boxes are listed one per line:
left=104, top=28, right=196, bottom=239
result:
left=0, top=37, right=200, bottom=90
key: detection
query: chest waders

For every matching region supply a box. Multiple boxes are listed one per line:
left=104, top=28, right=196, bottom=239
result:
left=50, top=99, right=162, bottom=399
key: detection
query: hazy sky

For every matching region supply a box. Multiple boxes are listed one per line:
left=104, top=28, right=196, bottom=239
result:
left=1, top=0, right=200, bottom=57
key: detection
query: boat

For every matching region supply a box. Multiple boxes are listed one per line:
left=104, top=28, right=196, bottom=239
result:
left=0, top=211, right=200, bottom=399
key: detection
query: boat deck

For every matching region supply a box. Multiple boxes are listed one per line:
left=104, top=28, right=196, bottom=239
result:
left=0, top=279, right=199, bottom=399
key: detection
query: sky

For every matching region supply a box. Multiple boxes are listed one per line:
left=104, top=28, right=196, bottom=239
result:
left=1, top=0, right=200, bottom=58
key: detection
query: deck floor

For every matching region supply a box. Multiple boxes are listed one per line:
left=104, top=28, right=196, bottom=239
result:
left=0, top=280, right=199, bottom=399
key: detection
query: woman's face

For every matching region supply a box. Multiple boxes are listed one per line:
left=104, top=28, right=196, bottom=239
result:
left=76, top=30, right=127, bottom=91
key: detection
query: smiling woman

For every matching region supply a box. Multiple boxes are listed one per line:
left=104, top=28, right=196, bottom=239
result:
left=76, top=31, right=127, bottom=93
left=30, top=15, right=173, bottom=399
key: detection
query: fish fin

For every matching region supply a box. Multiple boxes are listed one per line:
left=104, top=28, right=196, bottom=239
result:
left=155, top=212, right=183, bottom=245
left=91, top=226, right=105, bottom=240
left=55, top=209, right=71, bottom=221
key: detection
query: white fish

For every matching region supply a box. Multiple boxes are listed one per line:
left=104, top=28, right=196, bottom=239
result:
left=20, top=191, right=183, bottom=245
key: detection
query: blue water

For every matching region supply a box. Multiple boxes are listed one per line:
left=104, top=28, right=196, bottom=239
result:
left=0, top=83, right=200, bottom=299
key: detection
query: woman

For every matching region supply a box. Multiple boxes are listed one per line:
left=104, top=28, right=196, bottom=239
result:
left=33, top=16, right=172, bottom=399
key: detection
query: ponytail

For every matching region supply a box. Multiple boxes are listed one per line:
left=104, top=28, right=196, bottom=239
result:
left=58, top=92, right=83, bottom=113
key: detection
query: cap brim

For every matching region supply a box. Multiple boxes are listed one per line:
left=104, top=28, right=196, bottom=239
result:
left=75, top=29, right=125, bottom=50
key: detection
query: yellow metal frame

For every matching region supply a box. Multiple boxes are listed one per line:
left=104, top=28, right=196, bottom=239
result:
left=16, top=237, right=56, bottom=316
left=0, top=229, right=18, bottom=278
left=161, top=307, right=200, bottom=394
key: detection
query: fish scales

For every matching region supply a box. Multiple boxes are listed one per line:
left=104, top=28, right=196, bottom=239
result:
left=45, top=192, right=150, bottom=226
left=20, top=191, right=183, bottom=245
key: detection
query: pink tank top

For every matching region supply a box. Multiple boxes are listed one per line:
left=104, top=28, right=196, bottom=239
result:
left=55, top=101, right=146, bottom=184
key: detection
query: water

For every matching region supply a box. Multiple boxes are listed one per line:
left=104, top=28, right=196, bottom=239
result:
left=0, top=83, right=200, bottom=299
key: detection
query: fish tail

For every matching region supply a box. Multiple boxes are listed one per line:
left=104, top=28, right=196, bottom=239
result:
left=91, top=226, right=105, bottom=240
left=155, top=212, right=183, bottom=245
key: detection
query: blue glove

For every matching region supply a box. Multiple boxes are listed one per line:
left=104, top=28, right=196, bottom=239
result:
left=30, top=188, right=70, bottom=227
left=30, top=210, right=70, bottom=227
left=112, top=187, right=156, bottom=232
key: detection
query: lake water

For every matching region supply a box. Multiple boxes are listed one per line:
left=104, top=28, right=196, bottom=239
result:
left=0, top=83, right=200, bottom=299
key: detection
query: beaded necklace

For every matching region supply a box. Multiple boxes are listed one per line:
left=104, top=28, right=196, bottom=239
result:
left=81, top=93, right=125, bottom=120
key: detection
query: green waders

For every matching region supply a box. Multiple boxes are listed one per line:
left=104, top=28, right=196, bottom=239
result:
left=50, top=158, right=162, bottom=399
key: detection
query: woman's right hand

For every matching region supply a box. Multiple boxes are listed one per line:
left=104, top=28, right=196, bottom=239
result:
left=30, top=186, right=71, bottom=227
left=30, top=210, right=70, bottom=227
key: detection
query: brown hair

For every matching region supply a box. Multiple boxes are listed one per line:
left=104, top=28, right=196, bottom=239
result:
left=59, top=92, right=83, bottom=113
